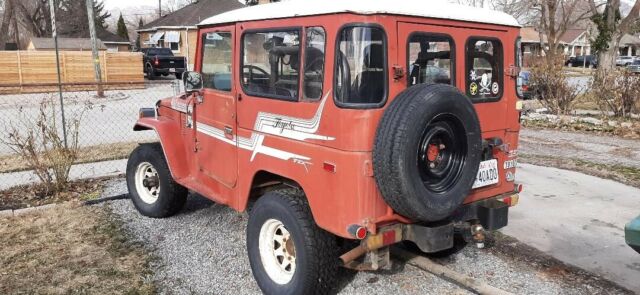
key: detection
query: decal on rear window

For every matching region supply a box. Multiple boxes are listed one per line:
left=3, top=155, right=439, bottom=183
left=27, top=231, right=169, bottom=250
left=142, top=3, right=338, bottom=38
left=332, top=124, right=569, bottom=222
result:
left=466, top=38, right=503, bottom=102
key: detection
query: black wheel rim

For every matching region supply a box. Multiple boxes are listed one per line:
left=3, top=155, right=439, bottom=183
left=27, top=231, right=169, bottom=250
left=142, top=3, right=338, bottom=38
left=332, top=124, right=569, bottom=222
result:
left=417, top=115, right=467, bottom=193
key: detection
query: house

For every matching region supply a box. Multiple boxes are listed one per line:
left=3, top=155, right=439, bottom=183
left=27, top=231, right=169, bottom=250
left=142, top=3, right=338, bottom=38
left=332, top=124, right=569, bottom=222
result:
left=27, top=37, right=107, bottom=51
left=618, top=34, right=640, bottom=57
left=97, top=28, right=132, bottom=52
left=137, top=0, right=244, bottom=70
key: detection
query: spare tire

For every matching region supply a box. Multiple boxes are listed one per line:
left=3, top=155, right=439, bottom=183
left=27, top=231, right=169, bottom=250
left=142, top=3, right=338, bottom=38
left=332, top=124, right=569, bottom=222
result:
left=373, top=84, right=482, bottom=222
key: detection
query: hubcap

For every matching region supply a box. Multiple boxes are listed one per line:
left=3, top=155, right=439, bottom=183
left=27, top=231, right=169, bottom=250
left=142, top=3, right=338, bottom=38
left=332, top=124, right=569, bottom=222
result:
left=134, top=162, right=160, bottom=204
left=259, top=219, right=296, bottom=285
left=417, top=116, right=467, bottom=193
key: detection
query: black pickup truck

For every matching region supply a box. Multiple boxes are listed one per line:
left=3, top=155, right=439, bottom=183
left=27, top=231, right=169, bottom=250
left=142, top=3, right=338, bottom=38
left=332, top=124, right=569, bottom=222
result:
left=142, top=48, right=186, bottom=80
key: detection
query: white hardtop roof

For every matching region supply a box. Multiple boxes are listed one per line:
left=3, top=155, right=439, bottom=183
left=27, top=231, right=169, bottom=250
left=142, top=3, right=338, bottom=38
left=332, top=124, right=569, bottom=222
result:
left=200, top=0, right=521, bottom=28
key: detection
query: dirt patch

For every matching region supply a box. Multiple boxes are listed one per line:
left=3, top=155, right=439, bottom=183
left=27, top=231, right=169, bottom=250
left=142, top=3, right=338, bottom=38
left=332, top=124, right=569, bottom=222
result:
left=486, top=232, right=633, bottom=294
left=519, top=154, right=640, bottom=189
left=0, top=141, right=141, bottom=173
left=0, top=176, right=116, bottom=210
left=0, top=203, right=154, bottom=294
left=522, top=119, right=640, bottom=140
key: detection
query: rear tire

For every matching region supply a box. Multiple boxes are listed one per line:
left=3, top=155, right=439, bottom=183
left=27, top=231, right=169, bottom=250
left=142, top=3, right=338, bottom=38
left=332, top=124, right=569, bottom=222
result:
left=247, top=189, right=338, bottom=295
left=175, top=72, right=183, bottom=80
left=126, top=143, right=187, bottom=218
left=146, top=65, right=156, bottom=80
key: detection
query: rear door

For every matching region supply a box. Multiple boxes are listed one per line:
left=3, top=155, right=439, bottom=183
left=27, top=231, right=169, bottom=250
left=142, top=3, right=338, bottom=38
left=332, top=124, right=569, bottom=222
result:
left=193, top=26, right=238, bottom=188
left=397, top=22, right=509, bottom=132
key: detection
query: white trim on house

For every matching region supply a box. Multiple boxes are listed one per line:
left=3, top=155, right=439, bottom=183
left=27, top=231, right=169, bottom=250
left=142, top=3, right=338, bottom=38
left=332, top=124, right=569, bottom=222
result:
left=137, top=26, right=197, bottom=33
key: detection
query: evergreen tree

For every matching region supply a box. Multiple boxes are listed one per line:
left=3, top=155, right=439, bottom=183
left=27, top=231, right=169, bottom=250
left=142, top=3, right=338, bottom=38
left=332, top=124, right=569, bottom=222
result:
left=93, top=0, right=111, bottom=30
left=116, top=13, right=129, bottom=40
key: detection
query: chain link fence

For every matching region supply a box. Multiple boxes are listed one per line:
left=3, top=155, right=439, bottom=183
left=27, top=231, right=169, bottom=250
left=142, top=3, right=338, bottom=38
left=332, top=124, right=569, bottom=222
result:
left=0, top=81, right=180, bottom=190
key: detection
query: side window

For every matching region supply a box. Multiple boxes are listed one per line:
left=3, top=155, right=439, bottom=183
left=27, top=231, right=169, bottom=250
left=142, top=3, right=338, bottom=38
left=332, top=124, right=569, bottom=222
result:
left=335, top=26, right=386, bottom=107
left=466, top=38, right=503, bottom=101
left=201, top=32, right=233, bottom=91
left=408, top=34, right=454, bottom=86
left=303, top=27, right=326, bottom=100
left=242, top=30, right=300, bottom=100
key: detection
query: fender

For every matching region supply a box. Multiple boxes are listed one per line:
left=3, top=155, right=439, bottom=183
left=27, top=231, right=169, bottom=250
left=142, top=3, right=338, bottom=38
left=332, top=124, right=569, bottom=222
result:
left=134, top=117, right=190, bottom=181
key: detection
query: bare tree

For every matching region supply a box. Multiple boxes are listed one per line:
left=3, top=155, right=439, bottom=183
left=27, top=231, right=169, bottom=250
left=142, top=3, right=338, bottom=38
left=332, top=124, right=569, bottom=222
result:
left=534, top=0, right=593, bottom=64
left=589, top=0, right=640, bottom=69
left=0, top=0, right=13, bottom=49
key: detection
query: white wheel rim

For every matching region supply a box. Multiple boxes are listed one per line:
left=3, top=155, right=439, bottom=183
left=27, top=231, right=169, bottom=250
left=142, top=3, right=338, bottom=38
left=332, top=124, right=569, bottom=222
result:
left=259, top=219, right=296, bottom=285
left=134, top=162, right=160, bottom=204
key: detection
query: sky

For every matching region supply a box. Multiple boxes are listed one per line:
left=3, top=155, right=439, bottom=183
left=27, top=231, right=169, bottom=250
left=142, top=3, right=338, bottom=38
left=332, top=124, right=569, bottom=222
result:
left=104, top=0, right=161, bottom=10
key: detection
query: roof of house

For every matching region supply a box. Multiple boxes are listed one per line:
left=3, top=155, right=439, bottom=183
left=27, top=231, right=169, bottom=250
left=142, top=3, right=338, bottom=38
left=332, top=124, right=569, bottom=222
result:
left=559, top=29, right=587, bottom=44
left=520, top=27, right=547, bottom=43
left=200, top=0, right=521, bottom=27
left=620, top=34, right=640, bottom=45
left=140, top=0, right=244, bottom=31
left=97, top=28, right=130, bottom=44
left=29, top=37, right=107, bottom=50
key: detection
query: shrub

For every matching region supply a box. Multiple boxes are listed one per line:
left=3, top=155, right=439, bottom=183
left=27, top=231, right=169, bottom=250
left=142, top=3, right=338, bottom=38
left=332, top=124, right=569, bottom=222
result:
left=529, top=56, right=582, bottom=116
left=591, top=69, right=640, bottom=118
left=1, top=97, right=86, bottom=195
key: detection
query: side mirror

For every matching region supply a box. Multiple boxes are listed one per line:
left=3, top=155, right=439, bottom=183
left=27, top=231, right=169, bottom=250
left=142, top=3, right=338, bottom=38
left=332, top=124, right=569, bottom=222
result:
left=183, top=71, right=203, bottom=93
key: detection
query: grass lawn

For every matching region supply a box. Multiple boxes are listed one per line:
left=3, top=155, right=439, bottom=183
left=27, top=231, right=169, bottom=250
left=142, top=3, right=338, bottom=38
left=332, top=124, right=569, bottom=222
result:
left=0, top=203, right=154, bottom=294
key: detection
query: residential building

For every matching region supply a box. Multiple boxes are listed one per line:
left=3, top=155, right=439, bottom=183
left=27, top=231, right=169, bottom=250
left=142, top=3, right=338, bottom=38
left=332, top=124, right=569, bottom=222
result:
left=27, top=37, right=107, bottom=51
left=137, top=0, right=244, bottom=70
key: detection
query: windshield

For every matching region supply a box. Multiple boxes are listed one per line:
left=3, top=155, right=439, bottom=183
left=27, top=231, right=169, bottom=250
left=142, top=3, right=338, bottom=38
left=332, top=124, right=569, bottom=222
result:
left=147, top=48, right=174, bottom=56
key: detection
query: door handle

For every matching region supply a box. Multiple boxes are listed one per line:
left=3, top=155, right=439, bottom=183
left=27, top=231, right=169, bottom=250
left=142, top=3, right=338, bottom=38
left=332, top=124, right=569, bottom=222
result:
left=224, top=126, right=233, bottom=135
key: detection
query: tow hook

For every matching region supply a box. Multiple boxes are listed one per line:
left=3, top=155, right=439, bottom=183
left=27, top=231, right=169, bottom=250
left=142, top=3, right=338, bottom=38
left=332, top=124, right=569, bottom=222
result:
left=470, top=223, right=486, bottom=249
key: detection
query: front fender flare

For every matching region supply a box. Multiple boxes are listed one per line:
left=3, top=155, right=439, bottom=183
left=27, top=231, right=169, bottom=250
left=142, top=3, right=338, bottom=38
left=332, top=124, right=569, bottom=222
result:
left=134, top=117, right=189, bottom=180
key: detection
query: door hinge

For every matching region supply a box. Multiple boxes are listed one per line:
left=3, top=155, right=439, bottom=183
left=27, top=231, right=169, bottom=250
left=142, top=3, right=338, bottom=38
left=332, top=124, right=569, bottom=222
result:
left=393, top=65, right=405, bottom=81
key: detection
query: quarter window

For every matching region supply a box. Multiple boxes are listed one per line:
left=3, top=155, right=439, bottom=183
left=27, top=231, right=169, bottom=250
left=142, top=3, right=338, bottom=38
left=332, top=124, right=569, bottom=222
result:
left=201, top=32, right=233, bottom=91
left=466, top=38, right=503, bottom=101
left=335, top=26, right=386, bottom=106
left=242, top=30, right=300, bottom=100
left=303, top=27, right=326, bottom=100
left=408, top=34, right=454, bottom=86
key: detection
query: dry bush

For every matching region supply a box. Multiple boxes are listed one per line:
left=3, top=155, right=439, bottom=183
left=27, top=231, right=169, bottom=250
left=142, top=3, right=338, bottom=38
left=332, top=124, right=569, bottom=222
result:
left=1, top=97, right=87, bottom=195
left=529, top=56, right=582, bottom=115
left=591, top=69, right=640, bottom=118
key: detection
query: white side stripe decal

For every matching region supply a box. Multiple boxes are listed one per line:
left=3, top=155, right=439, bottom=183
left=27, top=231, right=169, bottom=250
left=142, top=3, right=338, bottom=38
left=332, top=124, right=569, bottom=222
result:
left=184, top=91, right=334, bottom=164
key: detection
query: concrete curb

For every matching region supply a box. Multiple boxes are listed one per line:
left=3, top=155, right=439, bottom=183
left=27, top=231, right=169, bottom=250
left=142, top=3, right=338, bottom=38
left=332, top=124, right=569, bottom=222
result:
left=0, top=194, right=130, bottom=218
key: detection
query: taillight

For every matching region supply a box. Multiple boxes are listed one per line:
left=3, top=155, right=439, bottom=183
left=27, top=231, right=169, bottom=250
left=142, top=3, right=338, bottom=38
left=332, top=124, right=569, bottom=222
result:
left=154, top=57, right=159, bottom=66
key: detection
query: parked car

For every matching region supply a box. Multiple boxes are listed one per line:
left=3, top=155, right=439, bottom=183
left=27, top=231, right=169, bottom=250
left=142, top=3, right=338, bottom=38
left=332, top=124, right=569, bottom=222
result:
left=626, top=215, right=640, bottom=254
left=616, top=55, right=636, bottom=66
left=517, top=70, right=534, bottom=100
left=565, top=55, right=598, bottom=68
left=126, top=1, right=523, bottom=294
left=627, top=59, right=640, bottom=74
left=141, top=47, right=186, bottom=80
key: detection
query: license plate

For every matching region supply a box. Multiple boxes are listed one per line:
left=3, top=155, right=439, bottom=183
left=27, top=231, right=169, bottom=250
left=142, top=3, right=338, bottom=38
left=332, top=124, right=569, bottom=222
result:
left=169, top=68, right=176, bottom=73
left=472, top=159, right=499, bottom=189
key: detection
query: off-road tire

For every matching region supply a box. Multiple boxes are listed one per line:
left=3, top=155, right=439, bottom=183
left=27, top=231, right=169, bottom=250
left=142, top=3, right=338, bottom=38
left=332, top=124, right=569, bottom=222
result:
left=373, top=84, right=482, bottom=222
left=126, top=143, right=187, bottom=218
left=247, top=189, right=338, bottom=295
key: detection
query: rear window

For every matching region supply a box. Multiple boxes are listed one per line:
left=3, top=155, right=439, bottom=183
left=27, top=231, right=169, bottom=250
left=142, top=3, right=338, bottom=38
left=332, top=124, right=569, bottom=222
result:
left=466, top=38, right=503, bottom=102
left=241, top=30, right=300, bottom=100
left=408, top=34, right=454, bottom=86
left=303, top=27, right=326, bottom=100
left=335, top=26, right=387, bottom=107
left=147, top=48, right=173, bottom=56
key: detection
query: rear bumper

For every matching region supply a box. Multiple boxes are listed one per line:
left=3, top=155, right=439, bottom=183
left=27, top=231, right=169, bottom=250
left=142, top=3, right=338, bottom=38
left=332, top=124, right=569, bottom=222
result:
left=355, top=194, right=516, bottom=254
left=152, top=68, right=185, bottom=75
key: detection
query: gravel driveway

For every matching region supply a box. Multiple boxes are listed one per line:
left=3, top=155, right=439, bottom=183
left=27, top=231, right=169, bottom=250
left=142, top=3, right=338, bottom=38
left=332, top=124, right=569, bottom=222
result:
left=519, top=128, right=640, bottom=168
left=101, top=179, right=630, bottom=295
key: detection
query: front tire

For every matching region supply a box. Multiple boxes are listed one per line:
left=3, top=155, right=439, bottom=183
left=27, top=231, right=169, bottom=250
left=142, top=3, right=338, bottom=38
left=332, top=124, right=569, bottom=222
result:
left=126, top=143, right=187, bottom=218
left=247, top=189, right=338, bottom=295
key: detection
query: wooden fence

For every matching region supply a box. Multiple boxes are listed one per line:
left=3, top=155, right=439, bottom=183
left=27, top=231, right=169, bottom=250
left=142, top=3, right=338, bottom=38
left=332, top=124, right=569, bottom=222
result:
left=0, top=51, right=144, bottom=94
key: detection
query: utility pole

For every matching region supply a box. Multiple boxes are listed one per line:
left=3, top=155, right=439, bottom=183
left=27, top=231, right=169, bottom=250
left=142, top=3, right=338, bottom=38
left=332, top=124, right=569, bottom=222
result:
left=86, top=0, right=104, bottom=97
left=49, top=0, right=68, bottom=148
